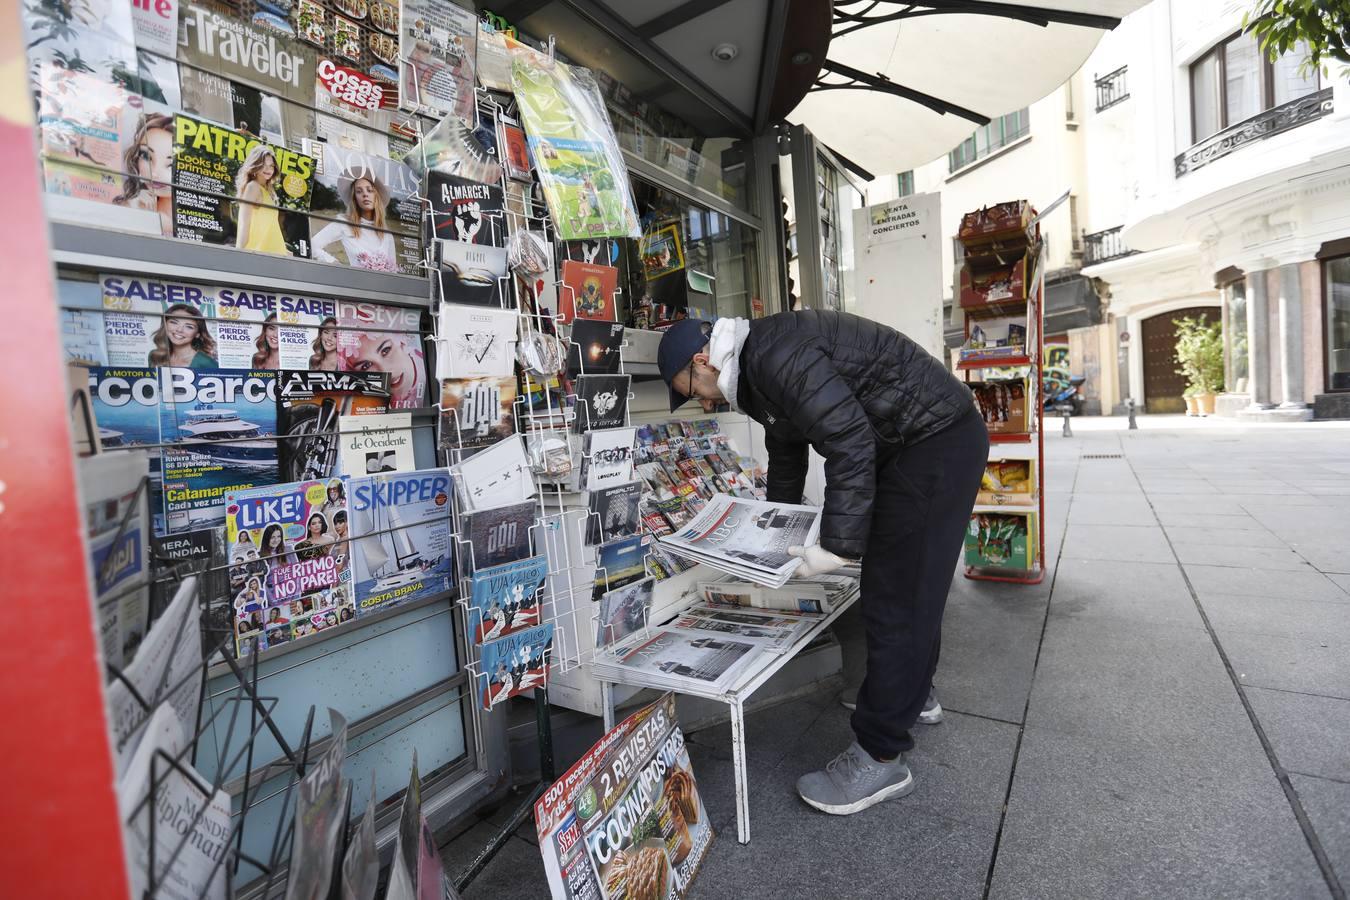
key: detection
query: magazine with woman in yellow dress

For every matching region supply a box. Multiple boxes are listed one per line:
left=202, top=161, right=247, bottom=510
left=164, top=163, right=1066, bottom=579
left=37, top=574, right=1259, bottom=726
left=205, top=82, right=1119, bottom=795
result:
left=235, top=145, right=289, bottom=255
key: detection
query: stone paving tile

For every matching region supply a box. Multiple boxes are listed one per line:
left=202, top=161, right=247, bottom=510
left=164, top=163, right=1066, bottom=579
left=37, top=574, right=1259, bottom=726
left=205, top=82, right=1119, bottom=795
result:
left=1151, top=509, right=1263, bottom=528
left=988, top=726, right=1331, bottom=900
left=1184, top=564, right=1347, bottom=602
left=1290, top=775, right=1350, bottom=891
left=1065, top=492, right=1156, bottom=526
left=1164, top=525, right=1288, bottom=548
left=1172, top=543, right=1318, bottom=571
left=1145, top=494, right=1250, bottom=515
left=1219, top=632, right=1350, bottom=700
left=1048, top=558, right=1201, bottom=628
left=1026, top=617, right=1247, bottom=749
left=1059, top=523, right=1175, bottom=564
left=1288, top=540, right=1350, bottom=575
left=1329, top=573, right=1350, bottom=595
left=1244, top=687, right=1350, bottom=782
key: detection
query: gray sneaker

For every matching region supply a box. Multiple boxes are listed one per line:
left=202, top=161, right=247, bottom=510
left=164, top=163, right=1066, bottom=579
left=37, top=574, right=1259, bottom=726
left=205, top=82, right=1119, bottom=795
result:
left=796, top=742, right=916, bottom=815
left=840, top=688, right=945, bottom=724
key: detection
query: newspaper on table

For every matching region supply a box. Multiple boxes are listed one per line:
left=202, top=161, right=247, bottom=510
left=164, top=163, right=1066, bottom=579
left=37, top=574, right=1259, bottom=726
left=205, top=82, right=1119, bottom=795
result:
left=589, top=625, right=758, bottom=695
left=697, top=580, right=831, bottom=616
left=284, top=709, right=349, bottom=900
left=535, top=703, right=648, bottom=900
left=105, top=576, right=204, bottom=778
left=571, top=693, right=712, bottom=899
left=666, top=606, right=814, bottom=654
left=117, top=702, right=230, bottom=900
left=658, top=495, right=820, bottom=588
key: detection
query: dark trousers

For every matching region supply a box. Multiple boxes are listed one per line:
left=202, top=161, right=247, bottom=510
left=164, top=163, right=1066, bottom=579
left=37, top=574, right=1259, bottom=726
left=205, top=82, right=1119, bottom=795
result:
left=851, top=405, right=989, bottom=760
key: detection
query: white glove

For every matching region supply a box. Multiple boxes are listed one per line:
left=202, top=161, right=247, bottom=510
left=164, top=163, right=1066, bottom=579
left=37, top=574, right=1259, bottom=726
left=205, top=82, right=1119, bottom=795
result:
left=787, top=544, right=849, bottom=577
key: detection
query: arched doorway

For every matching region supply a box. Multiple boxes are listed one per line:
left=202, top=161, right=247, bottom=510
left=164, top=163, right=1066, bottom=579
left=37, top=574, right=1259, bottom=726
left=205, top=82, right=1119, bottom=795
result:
left=1140, top=307, right=1217, bottom=413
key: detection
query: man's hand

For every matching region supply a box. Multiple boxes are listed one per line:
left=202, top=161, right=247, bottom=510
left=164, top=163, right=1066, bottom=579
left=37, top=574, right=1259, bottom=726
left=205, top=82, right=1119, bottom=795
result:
left=787, top=544, right=849, bottom=577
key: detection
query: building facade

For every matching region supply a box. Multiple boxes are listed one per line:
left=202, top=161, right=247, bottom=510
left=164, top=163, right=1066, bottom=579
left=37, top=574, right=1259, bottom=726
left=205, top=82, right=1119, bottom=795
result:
left=873, top=0, right=1350, bottom=418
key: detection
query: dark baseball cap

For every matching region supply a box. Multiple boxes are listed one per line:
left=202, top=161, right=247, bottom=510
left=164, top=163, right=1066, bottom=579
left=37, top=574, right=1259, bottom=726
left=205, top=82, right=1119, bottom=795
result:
left=657, top=318, right=713, bottom=412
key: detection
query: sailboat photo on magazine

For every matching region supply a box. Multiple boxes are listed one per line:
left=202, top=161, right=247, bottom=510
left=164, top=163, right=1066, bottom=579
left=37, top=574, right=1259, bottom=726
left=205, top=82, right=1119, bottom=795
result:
left=349, top=468, right=455, bottom=614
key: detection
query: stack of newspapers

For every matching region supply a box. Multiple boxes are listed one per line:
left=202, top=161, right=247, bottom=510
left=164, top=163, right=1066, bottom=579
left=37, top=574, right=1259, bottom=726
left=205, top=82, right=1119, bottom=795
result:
left=589, top=577, right=859, bottom=695
left=657, top=495, right=822, bottom=588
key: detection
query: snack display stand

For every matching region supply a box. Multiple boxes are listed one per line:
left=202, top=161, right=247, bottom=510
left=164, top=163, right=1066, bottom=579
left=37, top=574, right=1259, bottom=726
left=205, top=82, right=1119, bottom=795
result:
left=956, top=200, right=1047, bottom=585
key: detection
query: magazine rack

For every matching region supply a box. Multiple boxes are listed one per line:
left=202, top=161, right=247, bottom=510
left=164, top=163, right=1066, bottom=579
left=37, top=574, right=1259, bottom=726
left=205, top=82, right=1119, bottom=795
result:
left=593, top=577, right=861, bottom=845
left=956, top=198, right=1051, bottom=585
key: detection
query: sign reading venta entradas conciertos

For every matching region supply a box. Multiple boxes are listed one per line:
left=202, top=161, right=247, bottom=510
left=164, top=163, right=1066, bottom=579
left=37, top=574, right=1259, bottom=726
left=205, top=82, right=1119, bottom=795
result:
left=853, top=193, right=944, bottom=358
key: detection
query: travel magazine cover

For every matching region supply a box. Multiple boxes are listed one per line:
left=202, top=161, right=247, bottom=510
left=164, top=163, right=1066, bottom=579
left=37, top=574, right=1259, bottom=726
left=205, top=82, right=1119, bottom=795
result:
left=479, top=622, right=554, bottom=710
left=338, top=412, right=414, bottom=476
left=439, top=375, right=517, bottom=449
left=160, top=367, right=280, bottom=534
left=277, top=369, right=391, bottom=482
left=572, top=693, right=712, bottom=899
left=508, top=41, right=640, bottom=241
left=170, top=114, right=316, bottom=257
left=464, top=500, right=535, bottom=570
left=659, top=496, right=821, bottom=588
left=397, top=0, right=476, bottom=119
left=467, top=554, right=547, bottom=644
left=225, top=477, right=352, bottom=656
left=307, top=142, right=422, bottom=274
left=349, top=468, right=455, bottom=614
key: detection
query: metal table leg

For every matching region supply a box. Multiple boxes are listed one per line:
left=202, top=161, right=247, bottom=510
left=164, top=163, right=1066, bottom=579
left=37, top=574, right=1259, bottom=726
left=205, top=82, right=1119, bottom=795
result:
left=729, top=698, right=751, bottom=844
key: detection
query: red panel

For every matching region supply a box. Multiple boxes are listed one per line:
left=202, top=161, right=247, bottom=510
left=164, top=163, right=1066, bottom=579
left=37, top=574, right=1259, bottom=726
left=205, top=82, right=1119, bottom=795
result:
left=0, top=6, right=129, bottom=895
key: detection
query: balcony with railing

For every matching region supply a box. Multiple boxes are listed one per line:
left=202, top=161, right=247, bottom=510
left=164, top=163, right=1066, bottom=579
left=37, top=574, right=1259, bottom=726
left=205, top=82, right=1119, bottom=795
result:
left=1176, top=87, right=1333, bottom=177
left=1082, top=225, right=1135, bottom=266
left=1094, top=66, right=1128, bottom=112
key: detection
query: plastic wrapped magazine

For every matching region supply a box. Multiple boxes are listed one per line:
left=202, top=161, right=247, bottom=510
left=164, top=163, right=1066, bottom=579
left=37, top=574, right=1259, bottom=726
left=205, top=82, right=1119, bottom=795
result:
left=658, top=495, right=820, bottom=588
left=508, top=40, right=640, bottom=241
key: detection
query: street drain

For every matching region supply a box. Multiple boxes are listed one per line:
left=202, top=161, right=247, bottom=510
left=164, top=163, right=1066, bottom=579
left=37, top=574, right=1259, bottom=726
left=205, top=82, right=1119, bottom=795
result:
left=1081, top=453, right=1123, bottom=459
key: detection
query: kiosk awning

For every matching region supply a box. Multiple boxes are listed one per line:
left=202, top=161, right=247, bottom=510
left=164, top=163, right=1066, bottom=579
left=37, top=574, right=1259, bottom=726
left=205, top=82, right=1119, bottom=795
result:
left=788, top=1, right=1148, bottom=178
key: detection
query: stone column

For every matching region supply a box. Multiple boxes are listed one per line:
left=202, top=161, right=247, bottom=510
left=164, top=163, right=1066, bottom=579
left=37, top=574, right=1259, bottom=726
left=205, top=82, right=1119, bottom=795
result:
left=1277, top=264, right=1306, bottom=408
left=1245, top=269, right=1273, bottom=409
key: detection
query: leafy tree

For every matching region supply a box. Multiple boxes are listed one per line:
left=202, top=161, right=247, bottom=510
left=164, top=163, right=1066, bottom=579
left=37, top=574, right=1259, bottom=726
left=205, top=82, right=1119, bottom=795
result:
left=1243, top=0, right=1350, bottom=73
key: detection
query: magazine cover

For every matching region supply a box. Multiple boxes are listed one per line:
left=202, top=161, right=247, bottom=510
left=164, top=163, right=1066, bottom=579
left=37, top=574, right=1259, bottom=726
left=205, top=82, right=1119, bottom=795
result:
left=586, top=481, right=641, bottom=546
left=559, top=261, right=619, bottom=324
left=464, top=499, right=535, bottom=571
left=467, top=554, right=547, bottom=644
left=80, top=451, right=150, bottom=672
left=211, top=282, right=334, bottom=369
left=153, top=526, right=231, bottom=646
left=338, top=412, right=414, bottom=476
left=171, top=114, right=316, bottom=256
left=508, top=41, right=640, bottom=241
left=573, top=693, right=712, bottom=899
left=285, top=709, right=348, bottom=900
left=573, top=374, right=630, bottom=433
left=440, top=375, right=517, bottom=449
left=160, top=367, right=280, bottom=534
left=479, top=622, right=554, bottom=710
left=436, top=239, right=510, bottom=308
left=385, top=753, right=447, bottom=900
left=333, top=298, right=427, bottom=409
left=567, top=320, right=623, bottom=376
left=23, top=0, right=136, bottom=84
left=278, top=369, right=391, bottom=482
left=225, top=477, right=352, bottom=655
left=35, top=65, right=140, bottom=210
left=580, top=426, right=636, bottom=492
left=428, top=170, right=505, bottom=246
left=450, top=434, right=534, bottom=512
left=397, top=0, right=476, bottom=120
left=94, top=275, right=219, bottom=368
left=341, top=773, right=380, bottom=900
left=475, top=21, right=513, bottom=92
left=349, top=468, right=455, bottom=614
left=87, top=366, right=167, bottom=528
left=497, top=116, right=532, bottom=182
left=307, top=143, right=422, bottom=274
left=535, top=705, right=648, bottom=900
left=592, top=533, right=646, bottom=601
left=435, top=305, right=517, bottom=379
left=595, top=576, right=653, bottom=649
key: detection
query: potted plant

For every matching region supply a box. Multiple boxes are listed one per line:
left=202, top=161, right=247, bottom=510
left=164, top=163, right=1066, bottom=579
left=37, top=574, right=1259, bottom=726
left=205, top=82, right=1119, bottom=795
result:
left=1174, top=316, right=1224, bottom=416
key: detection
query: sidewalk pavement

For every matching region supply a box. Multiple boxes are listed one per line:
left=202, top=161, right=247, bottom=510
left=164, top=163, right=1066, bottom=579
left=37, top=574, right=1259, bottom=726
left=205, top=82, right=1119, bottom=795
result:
left=445, top=415, right=1350, bottom=900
